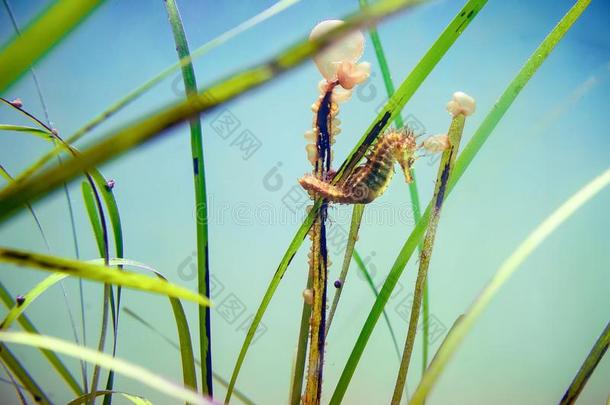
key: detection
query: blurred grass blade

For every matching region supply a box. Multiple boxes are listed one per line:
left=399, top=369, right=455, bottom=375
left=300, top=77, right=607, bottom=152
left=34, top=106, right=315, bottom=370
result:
left=560, top=322, right=610, bottom=405
left=10, top=0, right=300, bottom=187
left=0, top=342, right=51, bottom=404
left=227, top=0, right=485, bottom=401
left=0, top=273, right=67, bottom=331
left=164, top=0, right=212, bottom=395
left=411, top=169, right=610, bottom=404
left=0, top=0, right=427, bottom=223
left=329, top=1, right=590, bottom=402
left=0, top=282, right=83, bottom=395
left=0, top=0, right=104, bottom=92
left=0, top=331, right=212, bottom=405
left=0, top=357, right=28, bottom=405
left=0, top=247, right=210, bottom=306
left=93, top=258, right=198, bottom=393
left=0, top=124, right=51, bottom=139
left=68, top=390, right=154, bottom=405
left=123, top=308, right=256, bottom=405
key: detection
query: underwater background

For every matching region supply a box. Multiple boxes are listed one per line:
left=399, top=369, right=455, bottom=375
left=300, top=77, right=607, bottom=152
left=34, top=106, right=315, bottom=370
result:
left=0, top=0, right=609, bottom=404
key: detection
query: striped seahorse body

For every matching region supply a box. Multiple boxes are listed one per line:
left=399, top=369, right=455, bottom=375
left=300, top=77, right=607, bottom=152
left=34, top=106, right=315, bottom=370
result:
left=299, top=128, right=416, bottom=204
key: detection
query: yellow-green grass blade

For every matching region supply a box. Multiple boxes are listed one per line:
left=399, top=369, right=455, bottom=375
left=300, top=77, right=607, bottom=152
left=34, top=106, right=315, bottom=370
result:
left=559, top=322, right=610, bottom=405
left=227, top=1, right=486, bottom=401
left=0, top=0, right=104, bottom=92
left=329, top=1, right=591, bottom=402
left=12, top=0, right=301, bottom=187
left=0, top=124, right=51, bottom=139
left=67, top=390, right=154, bottom=405
left=0, top=331, right=212, bottom=405
left=123, top=308, right=257, bottom=405
left=0, top=281, right=83, bottom=395
left=0, top=247, right=210, bottom=306
left=0, top=273, right=67, bottom=331
left=411, top=169, right=610, bottom=403
left=0, top=0, right=427, bottom=224
left=163, top=0, right=212, bottom=395
left=91, top=258, right=198, bottom=393
left=0, top=342, right=51, bottom=403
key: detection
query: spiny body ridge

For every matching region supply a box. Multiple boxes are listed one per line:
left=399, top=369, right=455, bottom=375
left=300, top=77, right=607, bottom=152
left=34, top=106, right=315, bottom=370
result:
left=299, top=128, right=416, bottom=204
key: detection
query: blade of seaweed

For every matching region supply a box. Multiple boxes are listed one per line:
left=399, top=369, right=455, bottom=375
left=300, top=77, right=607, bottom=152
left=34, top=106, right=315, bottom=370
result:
left=0, top=282, right=83, bottom=395
left=122, top=308, right=256, bottom=405
left=0, top=331, right=212, bottom=405
left=559, top=322, right=610, bottom=404
left=0, top=0, right=104, bottom=92
left=164, top=0, right=212, bottom=396
left=0, top=342, right=51, bottom=403
left=0, top=247, right=210, bottom=306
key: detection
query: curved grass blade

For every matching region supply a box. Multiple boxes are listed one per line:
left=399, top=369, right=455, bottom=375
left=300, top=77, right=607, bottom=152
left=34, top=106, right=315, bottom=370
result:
left=0, top=0, right=427, bottom=223
left=10, top=0, right=301, bottom=187
left=163, top=0, right=212, bottom=395
left=122, top=308, right=256, bottom=405
left=0, top=331, right=212, bottom=405
left=559, top=322, right=610, bottom=405
left=0, top=124, right=51, bottom=139
left=0, top=0, right=103, bottom=92
left=0, top=342, right=51, bottom=404
left=0, top=95, right=125, bottom=398
left=0, top=273, right=67, bottom=331
left=95, top=258, right=198, bottom=393
left=330, top=2, right=591, bottom=401
left=411, top=168, right=610, bottom=404
left=68, top=391, right=154, bottom=405
left=227, top=1, right=485, bottom=400
left=0, top=282, right=83, bottom=395
left=0, top=247, right=210, bottom=306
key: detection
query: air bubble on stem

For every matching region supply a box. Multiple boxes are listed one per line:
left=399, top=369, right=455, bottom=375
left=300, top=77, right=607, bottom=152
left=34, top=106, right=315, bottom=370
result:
left=303, top=289, right=314, bottom=305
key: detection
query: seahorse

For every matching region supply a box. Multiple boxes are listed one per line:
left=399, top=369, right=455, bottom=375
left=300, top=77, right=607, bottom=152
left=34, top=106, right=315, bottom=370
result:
left=299, top=128, right=417, bottom=204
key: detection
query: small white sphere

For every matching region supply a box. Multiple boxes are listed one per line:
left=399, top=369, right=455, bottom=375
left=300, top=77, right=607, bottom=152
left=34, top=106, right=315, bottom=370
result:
left=446, top=91, right=476, bottom=117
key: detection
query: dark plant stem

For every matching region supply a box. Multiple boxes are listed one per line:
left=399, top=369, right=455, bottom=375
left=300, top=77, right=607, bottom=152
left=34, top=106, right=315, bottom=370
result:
left=560, top=322, right=609, bottom=405
left=303, top=86, right=334, bottom=405
left=164, top=0, right=212, bottom=395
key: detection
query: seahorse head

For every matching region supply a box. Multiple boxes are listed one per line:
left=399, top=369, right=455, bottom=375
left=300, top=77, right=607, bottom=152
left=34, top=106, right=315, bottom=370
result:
left=390, top=128, right=417, bottom=183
